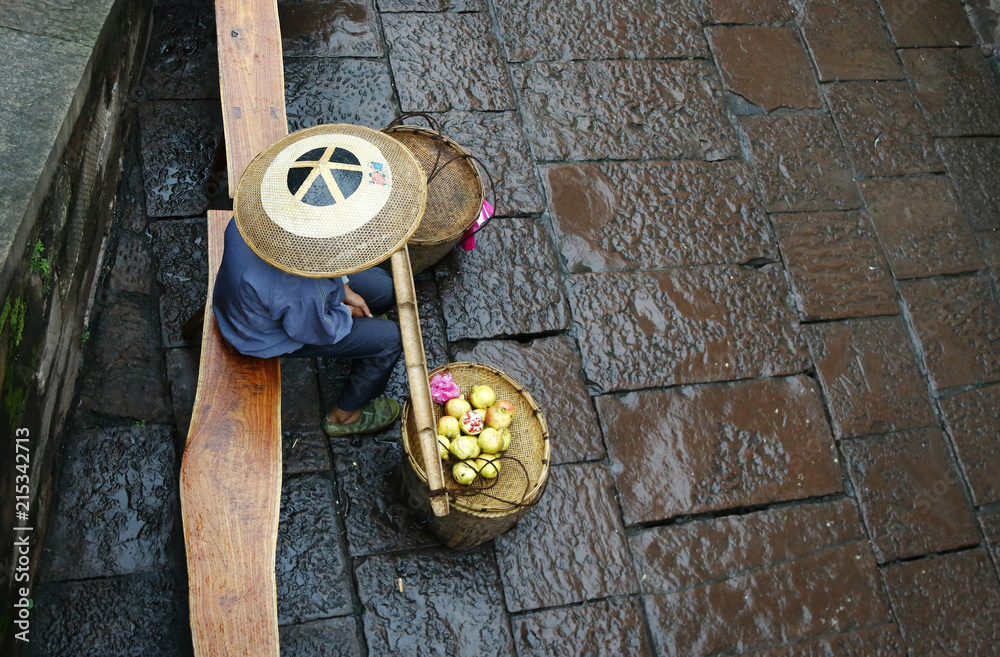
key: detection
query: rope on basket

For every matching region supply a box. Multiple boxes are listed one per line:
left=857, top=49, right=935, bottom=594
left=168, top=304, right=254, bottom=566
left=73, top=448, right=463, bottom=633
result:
left=448, top=453, right=548, bottom=510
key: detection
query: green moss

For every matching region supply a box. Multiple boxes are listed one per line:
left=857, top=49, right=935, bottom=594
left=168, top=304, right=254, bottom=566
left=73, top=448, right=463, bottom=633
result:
left=10, top=296, right=26, bottom=348
left=30, top=240, right=49, bottom=276
left=5, top=386, right=24, bottom=431
left=30, top=240, right=52, bottom=294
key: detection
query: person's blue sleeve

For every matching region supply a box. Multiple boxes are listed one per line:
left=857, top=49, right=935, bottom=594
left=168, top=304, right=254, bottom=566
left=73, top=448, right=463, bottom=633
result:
left=271, top=278, right=353, bottom=346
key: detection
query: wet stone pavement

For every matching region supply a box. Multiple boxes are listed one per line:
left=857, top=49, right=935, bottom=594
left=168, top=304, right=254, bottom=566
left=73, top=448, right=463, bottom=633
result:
left=28, top=0, right=1000, bottom=655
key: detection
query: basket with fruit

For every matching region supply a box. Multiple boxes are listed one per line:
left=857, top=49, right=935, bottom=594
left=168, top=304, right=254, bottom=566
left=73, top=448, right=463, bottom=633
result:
left=401, top=361, right=550, bottom=549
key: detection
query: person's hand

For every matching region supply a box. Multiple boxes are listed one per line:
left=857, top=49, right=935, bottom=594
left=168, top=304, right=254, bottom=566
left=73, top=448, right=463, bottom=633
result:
left=343, top=284, right=372, bottom=318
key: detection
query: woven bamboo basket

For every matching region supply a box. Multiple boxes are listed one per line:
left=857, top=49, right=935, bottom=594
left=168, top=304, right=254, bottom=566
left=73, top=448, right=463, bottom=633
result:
left=401, top=361, right=550, bottom=550
left=383, top=124, right=484, bottom=274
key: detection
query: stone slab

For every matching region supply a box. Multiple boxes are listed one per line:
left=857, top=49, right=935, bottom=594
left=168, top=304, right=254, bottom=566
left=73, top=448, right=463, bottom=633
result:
left=966, top=0, right=1000, bottom=49
left=982, top=510, right=1000, bottom=574
left=772, top=211, right=897, bottom=321
left=39, top=425, right=178, bottom=581
left=630, top=498, right=866, bottom=595
left=707, top=26, right=821, bottom=111
left=797, top=0, right=903, bottom=81
left=383, top=12, right=514, bottom=111
left=743, top=624, right=907, bottom=657
left=701, top=0, right=794, bottom=24
left=149, top=217, right=208, bottom=348
left=378, top=0, right=484, bottom=10
left=436, top=217, right=570, bottom=341
left=740, top=114, right=860, bottom=213
left=494, top=463, right=637, bottom=611
left=76, top=294, right=172, bottom=422
left=900, top=47, right=1000, bottom=137
left=842, top=427, right=979, bottom=563
left=635, top=507, right=908, bottom=656
left=165, top=345, right=199, bottom=436
left=282, top=429, right=331, bottom=475
left=544, top=161, right=776, bottom=273
left=280, top=356, right=322, bottom=429
left=276, top=473, right=352, bottom=624
left=279, top=0, right=382, bottom=58
left=882, top=550, right=1000, bottom=656
left=937, top=137, right=1000, bottom=231
left=938, top=383, right=1000, bottom=505
left=597, top=375, right=841, bottom=524
left=513, top=59, right=738, bottom=162
left=825, top=81, right=943, bottom=178
left=567, top=266, right=809, bottom=393
left=860, top=176, right=983, bottom=279
left=139, top=0, right=219, bottom=100
left=25, top=570, right=191, bottom=657
left=138, top=101, right=223, bottom=218
left=329, top=435, right=438, bottom=557
left=355, top=546, right=515, bottom=656
left=109, top=232, right=154, bottom=295
left=980, top=230, right=1000, bottom=285
left=451, top=337, right=606, bottom=464
left=432, top=110, right=545, bottom=217
left=278, top=617, right=362, bottom=657
left=643, top=541, right=891, bottom=656
left=899, top=274, right=1000, bottom=390
left=113, top=142, right=149, bottom=234
left=0, top=29, right=90, bottom=272
left=494, top=0, right=706, bottom=62
left=0, top=0, right=117, bottom=47
left=513, top=598, right=654, bottom=657
left=805, top=317, right=936, bottom=439
left=880, top=0, right=975, bottom=47
left=284, top=57, right=397, bottom=133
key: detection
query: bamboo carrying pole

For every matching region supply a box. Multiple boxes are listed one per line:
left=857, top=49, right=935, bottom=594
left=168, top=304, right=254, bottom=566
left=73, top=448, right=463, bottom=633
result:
left=391, top=247, right=449, bottom=516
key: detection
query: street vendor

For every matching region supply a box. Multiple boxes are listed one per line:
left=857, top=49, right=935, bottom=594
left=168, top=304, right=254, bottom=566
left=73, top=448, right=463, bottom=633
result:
left=212, top=218, right=403, bottom=436
left=210, top=124, right=430, bottom=437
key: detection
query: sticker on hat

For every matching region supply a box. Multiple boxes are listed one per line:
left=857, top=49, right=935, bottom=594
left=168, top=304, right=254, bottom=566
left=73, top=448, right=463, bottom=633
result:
left=259, top=133, right=393, bottom=239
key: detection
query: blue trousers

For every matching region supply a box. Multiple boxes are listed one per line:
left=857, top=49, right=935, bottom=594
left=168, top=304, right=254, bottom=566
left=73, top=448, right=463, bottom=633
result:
left=285, top=267, right=402, bottom=411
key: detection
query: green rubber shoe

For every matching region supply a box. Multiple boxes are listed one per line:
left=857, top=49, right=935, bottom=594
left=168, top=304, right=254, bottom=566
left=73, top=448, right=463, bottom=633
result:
left=323, top=397, right=400, bottom=437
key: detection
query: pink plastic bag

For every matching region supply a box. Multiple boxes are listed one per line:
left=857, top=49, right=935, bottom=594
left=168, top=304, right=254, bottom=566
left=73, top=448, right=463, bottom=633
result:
left=458, top=200, right=495, bottom=252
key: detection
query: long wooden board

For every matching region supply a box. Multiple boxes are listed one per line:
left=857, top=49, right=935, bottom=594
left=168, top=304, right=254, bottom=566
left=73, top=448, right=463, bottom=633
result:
left=180, top=210, right=282, bottom=657
left=216, top=0, right=288, bottom=194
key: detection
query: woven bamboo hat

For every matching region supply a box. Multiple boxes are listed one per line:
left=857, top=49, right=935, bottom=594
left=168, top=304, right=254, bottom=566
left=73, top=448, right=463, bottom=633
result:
left=234, top=124, right=427, bottom=277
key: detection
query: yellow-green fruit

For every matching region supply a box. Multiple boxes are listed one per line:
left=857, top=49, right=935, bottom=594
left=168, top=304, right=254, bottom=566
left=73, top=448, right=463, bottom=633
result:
left=477, top=428, right=503, bottom=454
left=437, top=415, right=460, bottom=439
left=469, top=385, right=496, bottom=409
left=450, top=435, right=481, bottom=460
left=476, top=454, right=501, bottom=479
left=445, top=396, right=471, bottom=419
left=453, top=461, right=478, bottom=485
left=437, top=435, right=451, bottom=460
left=500, top=428, right=512, bottom=451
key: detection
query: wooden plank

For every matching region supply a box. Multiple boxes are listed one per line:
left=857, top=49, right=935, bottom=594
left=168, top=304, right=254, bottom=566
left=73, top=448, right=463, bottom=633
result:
left=216, top=0, right=288, bottom=194
left=180, top=210, right=282, bottom=657
left=391, top=248, right=449, bottom=516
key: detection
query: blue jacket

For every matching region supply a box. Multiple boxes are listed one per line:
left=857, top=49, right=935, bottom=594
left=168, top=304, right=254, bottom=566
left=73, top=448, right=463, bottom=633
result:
left=212, top=218, right=353, bottom=358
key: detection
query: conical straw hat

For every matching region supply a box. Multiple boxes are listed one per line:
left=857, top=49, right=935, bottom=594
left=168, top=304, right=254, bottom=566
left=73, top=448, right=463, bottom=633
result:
left=234, top=123, right=427, bottom=277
